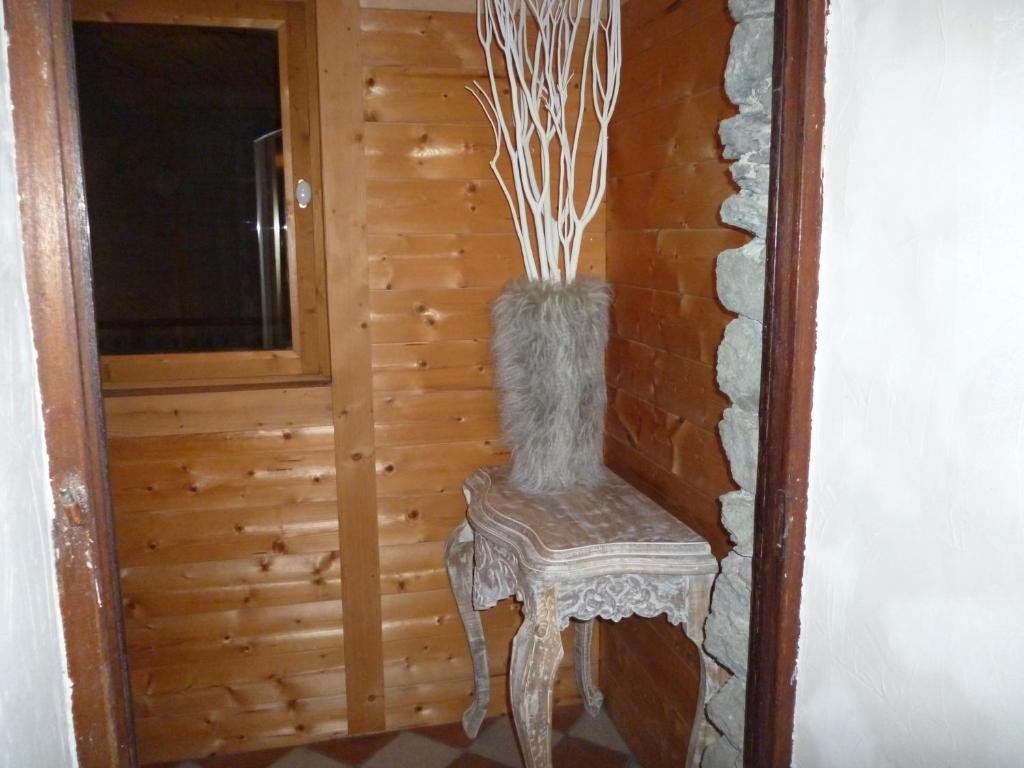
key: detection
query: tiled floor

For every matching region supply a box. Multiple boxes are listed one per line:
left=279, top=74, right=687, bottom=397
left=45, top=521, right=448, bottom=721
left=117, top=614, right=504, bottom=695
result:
left=153, top=705, right=640, bottom=768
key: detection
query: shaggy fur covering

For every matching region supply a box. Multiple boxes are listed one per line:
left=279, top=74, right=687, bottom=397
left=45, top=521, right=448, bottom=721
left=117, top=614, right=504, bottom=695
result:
left=491, top=277, right=612, bottom=492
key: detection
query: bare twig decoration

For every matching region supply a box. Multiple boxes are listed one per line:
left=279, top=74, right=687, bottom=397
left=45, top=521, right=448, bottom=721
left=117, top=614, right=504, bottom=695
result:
left=469, top=0, right=622, bottom=283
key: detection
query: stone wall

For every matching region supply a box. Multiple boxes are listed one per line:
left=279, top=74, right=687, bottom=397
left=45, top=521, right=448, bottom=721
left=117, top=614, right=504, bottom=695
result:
left=702, top=1, right=775, bottom=766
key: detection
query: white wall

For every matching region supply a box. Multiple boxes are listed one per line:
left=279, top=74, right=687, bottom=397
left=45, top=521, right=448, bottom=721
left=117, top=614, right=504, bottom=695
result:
left=792, top=2, right=1024, bottom=766
left=0, top=7, right=79, bottom=768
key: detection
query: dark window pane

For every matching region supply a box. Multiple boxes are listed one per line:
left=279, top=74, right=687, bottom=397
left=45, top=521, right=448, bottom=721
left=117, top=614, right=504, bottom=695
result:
left=74, top=22, right=292, bottom=355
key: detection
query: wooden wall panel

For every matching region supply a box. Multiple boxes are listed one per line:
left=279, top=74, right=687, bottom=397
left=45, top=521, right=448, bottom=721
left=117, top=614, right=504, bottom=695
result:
left=106, top=386, right=346, bottom=763
left=360, top=6, right=601, bottom=732
left=104, top=6, right=608, bottom=765
left=600, top=1, right=744, bottom=766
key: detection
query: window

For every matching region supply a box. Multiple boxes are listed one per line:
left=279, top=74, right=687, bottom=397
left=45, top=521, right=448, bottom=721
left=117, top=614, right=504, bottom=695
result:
left=72, top=0, right=327, bottom=386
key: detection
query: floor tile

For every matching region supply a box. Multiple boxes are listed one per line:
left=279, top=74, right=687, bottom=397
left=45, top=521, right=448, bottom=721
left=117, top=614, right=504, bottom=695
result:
left=550, top=703, right=586, bottom=734
left=567, top=708, right=630, bottom=753
left=466, top=716, right=563, bottom=767
left=145, top=703, right=638, bottom=768
left=550, top=737, right=632, bottom=768
left=412, top=718, right=477, bottom=748
left=360, top=731, right=462, bottom=768
left=267, top=747, right=349, bottom=768
left=466, top=717, right=522, bottom=767
left=309, top=732, right=397, bottom=764
left=203, top=749, right=290, bottom=768
left=447, top=754, right=511, bottom=768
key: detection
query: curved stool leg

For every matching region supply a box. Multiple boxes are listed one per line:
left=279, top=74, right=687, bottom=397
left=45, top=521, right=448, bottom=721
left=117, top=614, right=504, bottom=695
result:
left=510, top=585, right=563, bottom=768
left=574, top=619, right=604, bottom=716
left=680, top=573, right=728, bottom=768
left=445, top=521, right=490, bottom=737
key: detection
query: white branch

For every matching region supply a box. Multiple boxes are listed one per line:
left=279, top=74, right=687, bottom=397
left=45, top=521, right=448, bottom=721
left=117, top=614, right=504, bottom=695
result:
left=470, top=0, right=621, bottom=283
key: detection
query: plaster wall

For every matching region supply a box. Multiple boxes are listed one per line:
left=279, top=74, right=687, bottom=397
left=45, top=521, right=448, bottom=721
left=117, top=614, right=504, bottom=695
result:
left=794, top=1, right=1024, bottom=766
left=0, top=7, right=79, bottom=767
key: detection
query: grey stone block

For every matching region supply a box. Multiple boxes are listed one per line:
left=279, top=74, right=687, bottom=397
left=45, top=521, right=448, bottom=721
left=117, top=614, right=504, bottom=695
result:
left=701, top=3, right=776, bottom=763
left=720, top=406, right=759, bottom=491
left=725, top=18, right=775, bottom=111
left=707, top=676, right=747, bottom=752
left=717, top=239, right=766, bottom=322
left=720, top=109, right=772, bottom=161
left=717, top=318, right=763, bottom=413
left=721, top=490, right=755, bottom=556
left=704, top=552, right=752, bottom=676
left=730, top=158, right=770, bottom=195
left=729, top=0, right=775, bottom=21
left=702, top=734, right=742, bottom=768
left=721, top=191, right=769, bottom=239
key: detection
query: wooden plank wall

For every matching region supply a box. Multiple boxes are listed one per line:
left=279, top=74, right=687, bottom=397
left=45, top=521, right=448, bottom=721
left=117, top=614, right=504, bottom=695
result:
left=360, top=6, right=602, bottom=731
left=104, top=3, right=747, bottom=764
left=600, top=1, right=744, bottom=767
left=104, top=6, right=602, bottom=764
left=105, top=386, right=346, bottom=763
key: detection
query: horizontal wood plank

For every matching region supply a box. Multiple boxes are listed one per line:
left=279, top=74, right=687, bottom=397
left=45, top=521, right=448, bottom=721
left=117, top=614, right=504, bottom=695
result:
left=372, top=339, right=494, bottom=392
left=383, top=672, right=580, bottom=731
left=377, top=492, right=468, bottom=546
left=134, top=667, right=346, bottom=719
left=606, top=336, right=729, bottom=432
left=606, top=387, right=734, bottom=502
left=375, top=440, right=508, bottom=496
left=116, top=501, right=338, bottom=567
left=609, top=87, right=736, bottom=172
left=361, top=8, right=482, bottom=70
left=109, top=450, right=337, bottom=515
left=615, top=18, right=735, bottom=120
left=105, top=386, right=333, bottom=438
left=373, top=389, right=500, bottom=447
left=367, top=178, right=513, bottom=235
left=370, top=289, right=495, bottom=344
left=605, top=228, right=745, bottom=299
left=611, top=284, right=731, bottom=367
left=606, top=162, right=736, bottom=232
left=379, top=540, right=449, bottom=594
left=124, top=577, right=341, bottom=619
left=134, top=694, right=347, bottom=763
left=381, top=590, right=519, bottom=643
left=134, top=647, right=347, bottom=698
left=363, top=66, right=492, bottom=124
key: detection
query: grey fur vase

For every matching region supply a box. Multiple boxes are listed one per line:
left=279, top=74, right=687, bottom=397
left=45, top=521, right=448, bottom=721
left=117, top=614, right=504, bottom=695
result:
left=491, top=277, right=612, bottom=493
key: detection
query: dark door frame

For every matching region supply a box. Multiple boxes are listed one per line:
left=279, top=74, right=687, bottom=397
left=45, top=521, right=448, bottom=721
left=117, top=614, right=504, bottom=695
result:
left=4, top=0, right=828, bottom=765
left=4, top=0, right=135, bottom=765
left=745, top=1, right=829, bottom=766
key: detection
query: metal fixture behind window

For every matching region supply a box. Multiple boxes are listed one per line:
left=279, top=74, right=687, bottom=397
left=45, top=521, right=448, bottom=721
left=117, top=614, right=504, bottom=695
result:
left=253, top=129, right=289, bottom=350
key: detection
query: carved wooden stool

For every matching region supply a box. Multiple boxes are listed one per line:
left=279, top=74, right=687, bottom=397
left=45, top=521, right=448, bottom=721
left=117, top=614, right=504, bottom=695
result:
left=445, top=466, right=722, bottom=768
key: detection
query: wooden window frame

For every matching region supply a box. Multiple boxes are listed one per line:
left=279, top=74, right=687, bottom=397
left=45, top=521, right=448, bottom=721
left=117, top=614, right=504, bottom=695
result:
left=73, top=0, right=330, bottom=390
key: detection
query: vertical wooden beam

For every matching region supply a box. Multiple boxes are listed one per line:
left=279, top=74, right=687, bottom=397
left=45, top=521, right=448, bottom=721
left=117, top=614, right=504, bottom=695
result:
left=4, top=0, right=136, bottom=764
left=745, top=0, right=828, bottom=766
left=302, top=0, right=332, bottom=378
left=315, top=0, right=386, bottom=734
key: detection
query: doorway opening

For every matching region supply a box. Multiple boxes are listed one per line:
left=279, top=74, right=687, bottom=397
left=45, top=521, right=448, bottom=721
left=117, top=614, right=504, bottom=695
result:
left=4, top=0, right=826, bottom=766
